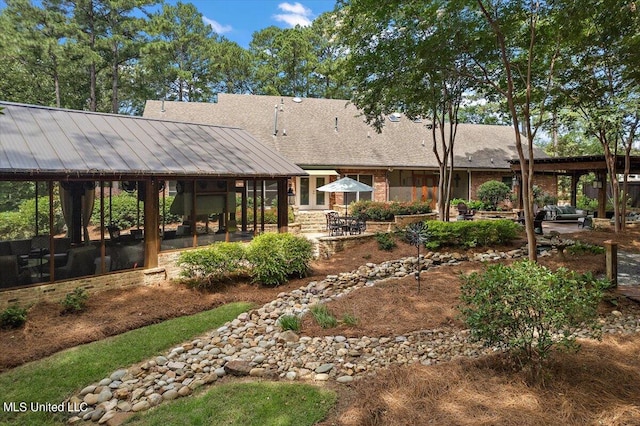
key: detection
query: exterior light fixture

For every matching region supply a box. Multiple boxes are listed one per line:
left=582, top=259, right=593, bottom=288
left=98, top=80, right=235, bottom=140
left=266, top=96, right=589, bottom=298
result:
left=287, top=185, right=295, bottom=205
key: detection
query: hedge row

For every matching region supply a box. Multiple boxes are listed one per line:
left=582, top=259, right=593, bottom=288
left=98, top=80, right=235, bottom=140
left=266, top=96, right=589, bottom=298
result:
left=415, top=219, right=522, bottom=249
left=178, top=233, right=313, bottom=289
left=351, top=200, right=432, bottom=221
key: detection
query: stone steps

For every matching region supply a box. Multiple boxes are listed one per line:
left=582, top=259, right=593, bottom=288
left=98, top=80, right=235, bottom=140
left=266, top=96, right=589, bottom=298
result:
left=295, top=211, right=331, bottom=233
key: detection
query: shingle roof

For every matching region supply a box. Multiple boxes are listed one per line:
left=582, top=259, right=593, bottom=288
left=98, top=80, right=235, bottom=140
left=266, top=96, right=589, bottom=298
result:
left=0, top=101, right=305, bottom=178
left=143, top=94, right=547, bottom=170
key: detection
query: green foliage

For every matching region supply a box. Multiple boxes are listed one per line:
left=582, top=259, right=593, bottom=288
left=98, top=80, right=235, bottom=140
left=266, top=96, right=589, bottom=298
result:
left=0, top=181, right=35, bottom=212
left=375, top=232, right=397, bottom=251
left=576, top=194, right=598, bottom=212
left=0, top=195, right=65, bottom=240
left=477, top=180, right=513, bottom=211
left=0, top=305, right=27, bottom=329
left=310, top=304, right=338, bottom=329
left=178, top=242, right=249, bottom=289
left=450, top=198, right=486, bottom=211
left=246, top=233, right=313, bottom=286
left=61, top=287, right=89, bottom=314
left=459, top=261, right=606, bottom=377
left=567, top=241, right=605, bottom=255
left=351, top=200, right=432, bottom=221
left=92, top=193, right=139, bottom=229
left=341, top=313, right=358, bottom=326
left=419, top=219, right=521, bottom=249
left=278, top=314, right=302, bottom=332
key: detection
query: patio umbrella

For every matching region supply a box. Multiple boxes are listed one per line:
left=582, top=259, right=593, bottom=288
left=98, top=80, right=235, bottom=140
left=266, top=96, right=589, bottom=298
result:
left=317, top=176, right=373, bottom=216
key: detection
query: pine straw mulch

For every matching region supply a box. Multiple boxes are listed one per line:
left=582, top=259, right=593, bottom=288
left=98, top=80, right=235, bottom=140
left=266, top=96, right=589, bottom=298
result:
left=2, top=226, right=640, bottom=425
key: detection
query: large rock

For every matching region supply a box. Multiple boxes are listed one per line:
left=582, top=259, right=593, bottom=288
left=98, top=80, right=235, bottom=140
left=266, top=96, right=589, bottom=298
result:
left=224, top=360, right=252, bottom=376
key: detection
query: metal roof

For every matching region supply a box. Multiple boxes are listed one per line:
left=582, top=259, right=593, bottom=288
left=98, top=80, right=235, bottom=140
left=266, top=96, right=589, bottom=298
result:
left=0, top=101, right=306, bottom=179
left=144, top=94, right=548, bottom=171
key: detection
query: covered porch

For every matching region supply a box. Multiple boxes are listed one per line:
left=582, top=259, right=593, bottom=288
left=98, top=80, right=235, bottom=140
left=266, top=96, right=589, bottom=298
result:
left=0, top=102, right=305, bottom=295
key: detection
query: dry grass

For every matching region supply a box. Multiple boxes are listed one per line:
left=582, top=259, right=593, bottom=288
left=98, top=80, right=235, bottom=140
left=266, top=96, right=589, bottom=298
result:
left=323, top=335, right=640, bottom=426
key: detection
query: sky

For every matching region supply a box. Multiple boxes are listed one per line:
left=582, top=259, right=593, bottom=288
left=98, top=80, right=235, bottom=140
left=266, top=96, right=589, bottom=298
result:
left=167, top=0, right=337, bottom=47
left=0, top=1, right=338, bottom=48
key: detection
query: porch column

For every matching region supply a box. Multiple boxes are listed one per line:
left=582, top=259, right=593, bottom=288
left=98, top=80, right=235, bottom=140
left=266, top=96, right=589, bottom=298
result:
left=597, top=172, right=607, bottom=219
left=144, top=179, right=159, bottom=268
left=570, top=173, right=579, bottom=207
left=277, top=178, right=289, bottom=233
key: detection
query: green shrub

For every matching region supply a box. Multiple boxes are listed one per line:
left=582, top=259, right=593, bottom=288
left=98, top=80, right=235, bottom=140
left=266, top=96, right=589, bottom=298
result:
left=61, top=287, right=89, bottom=314
left=178, top=242, right=248, bottom=289
left=459, top=260, right=606, bottom=380
left=246, top=233, right=313, bottom=286
left=477, top=180, right=512, bottom=211
left=375, top=232, right=397, bottom=251
left=94, top=193, right=140, bottom=229
left=278, top=314, right=302, bottom=332
left=576, top=194, right=598, bottom=212
left=567, top=241, right=605, bottom=255
left=0, top=196, right=65, bottom=240
left=419, top=219, right=521, bottom=249
left=0, top=305, right=27, bottom=329
left=310, top=304, right=338, bottom=329
left=351, top=200, right=431, bottom=221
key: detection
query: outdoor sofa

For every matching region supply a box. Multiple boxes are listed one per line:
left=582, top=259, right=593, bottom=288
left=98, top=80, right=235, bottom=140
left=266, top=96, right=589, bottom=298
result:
left=543, top=205, right=588, bottom=221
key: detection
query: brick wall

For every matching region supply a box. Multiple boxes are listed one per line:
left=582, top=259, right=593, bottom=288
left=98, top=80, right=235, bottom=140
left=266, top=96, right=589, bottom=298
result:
left=0, top=252, right=183, bottom=310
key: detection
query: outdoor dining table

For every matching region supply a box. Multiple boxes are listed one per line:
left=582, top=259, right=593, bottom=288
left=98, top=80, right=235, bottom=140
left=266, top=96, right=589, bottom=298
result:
left=328, top=216, right=366, bottom=236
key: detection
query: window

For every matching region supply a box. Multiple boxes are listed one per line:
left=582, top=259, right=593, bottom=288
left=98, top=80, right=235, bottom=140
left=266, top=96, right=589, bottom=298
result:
left=345, top=174, right=373, bottom=205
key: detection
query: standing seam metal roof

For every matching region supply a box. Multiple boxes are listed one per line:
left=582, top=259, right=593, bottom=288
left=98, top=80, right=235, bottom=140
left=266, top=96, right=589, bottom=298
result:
left=0, top=101, right=306, bottom=178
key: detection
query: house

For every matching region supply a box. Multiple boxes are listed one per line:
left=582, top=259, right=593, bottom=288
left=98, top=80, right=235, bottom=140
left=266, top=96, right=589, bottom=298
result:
left=0, top=101, right=305, bottom=306
left=143, top=94, right=551, bottom=212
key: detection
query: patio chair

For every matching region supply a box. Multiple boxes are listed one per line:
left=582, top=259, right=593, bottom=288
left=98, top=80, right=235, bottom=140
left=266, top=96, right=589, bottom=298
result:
left=533, top=210, right=547, bottom=234
left=326, top=212, right=343, bottom=236
left=457, top=202, right=474, bottom=220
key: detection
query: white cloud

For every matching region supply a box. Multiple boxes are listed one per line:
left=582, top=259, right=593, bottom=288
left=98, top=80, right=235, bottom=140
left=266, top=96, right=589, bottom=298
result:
left=203, top=16, right=232, bottom=34
left=273, top=2, right=313, bottom=27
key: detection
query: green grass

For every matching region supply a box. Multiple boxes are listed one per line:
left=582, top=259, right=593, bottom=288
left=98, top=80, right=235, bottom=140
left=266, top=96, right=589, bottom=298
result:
left=124, top=382, right=336, bottom=426
left=310, top=304, right=338, bottom=329
left=0, top=302, right=252, bottom=426
left=278, top=314, right=302, bottom=331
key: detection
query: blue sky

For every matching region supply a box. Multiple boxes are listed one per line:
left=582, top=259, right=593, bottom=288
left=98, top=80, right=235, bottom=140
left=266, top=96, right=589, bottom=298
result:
left=0, top=1, right=338, bottom=48
left=168, top=1, right=337, bottom=47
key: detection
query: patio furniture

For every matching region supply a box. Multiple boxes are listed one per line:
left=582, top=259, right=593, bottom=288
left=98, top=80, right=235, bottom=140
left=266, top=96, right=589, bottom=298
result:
left=457, top=202, right=474, bottom=220
left=326, top=212, right=344, bottom=236
left=0, top=255, right=31, bottom=289
left=55, top=245, right=99, bottom=280
left=533, top=210, right=547, bottom=234
left=543, top=205, right=587, bottom=221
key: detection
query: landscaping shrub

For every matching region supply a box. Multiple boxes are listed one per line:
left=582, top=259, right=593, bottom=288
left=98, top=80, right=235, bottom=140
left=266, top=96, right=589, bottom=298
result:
left=246, top=233, right=313, bottom=286
left=351, top=200, right=431, bottom=221
left=178, top=242, right=248, bottom=289
left=0, top=196, right=65, bottom=240
left=93, top=193, right=140, bottom=229
left=567, top=241, right=605, bottom=255
left=0, top=305, right=27, bottom=329
left=375, top=232, right=397, bottom=251
left=61, top=287, right=89, bottom=314
left=477, top=180, right=512, bottom=210
left=459, top=260, right=607, bottom=381
left=419, top=219, right=521, bottom=249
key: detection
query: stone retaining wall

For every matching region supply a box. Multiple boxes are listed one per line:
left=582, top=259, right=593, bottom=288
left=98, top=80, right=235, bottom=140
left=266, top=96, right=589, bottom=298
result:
left=365, top=213, right=438, bottom=233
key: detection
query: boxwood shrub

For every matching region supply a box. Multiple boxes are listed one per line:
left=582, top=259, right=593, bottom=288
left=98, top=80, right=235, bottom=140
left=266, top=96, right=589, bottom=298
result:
left=246, top=233, right=313, bottom=286
left=418, top=219, right=521, bottom=249
left=351, top=200, right=432, bottom=221
left=179, top=233, right=313, bottom=288
left=178, top=242, right=249, bottom=289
